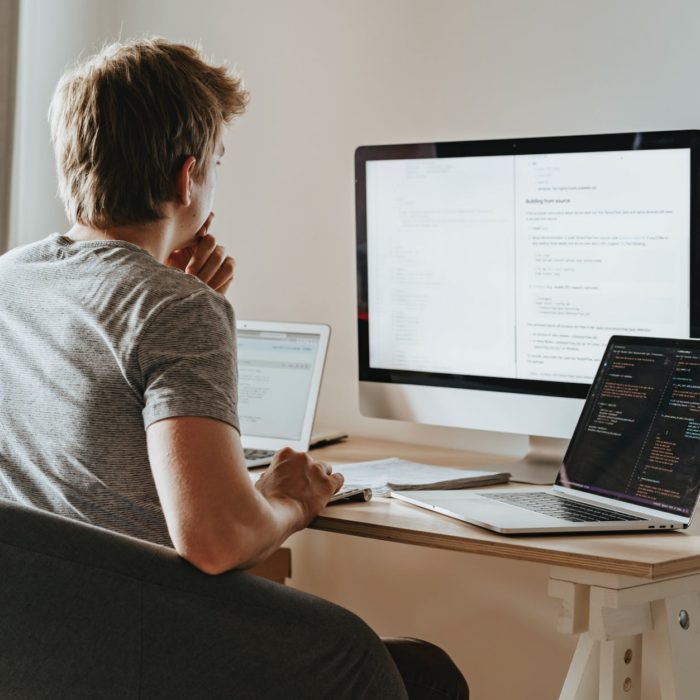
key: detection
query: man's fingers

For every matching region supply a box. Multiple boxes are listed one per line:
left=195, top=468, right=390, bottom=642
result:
left=166, top=247, right=193, bottom=271
left=197, top=212, right=215, bottom=237
left=195, top=245, right=227, bottom=284
left=317, top=461, right=333, bottom=475
left=215, top=278, right=233, bottom=295
left=330, top=472, right=345, bottom=492
left=209, top=256, right=236, bottom=290
left=185, top=234, right=218, bottom=275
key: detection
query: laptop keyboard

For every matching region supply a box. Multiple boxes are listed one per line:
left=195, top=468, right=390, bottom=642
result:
left=482, top=493, right=646, bottom=523
left=244, top=449, right=275, bottom=461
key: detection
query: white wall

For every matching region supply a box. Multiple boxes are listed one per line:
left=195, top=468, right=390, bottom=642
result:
left=10, top=0, right=123, bottom=248
left=13, top=1, right=700, bottom=696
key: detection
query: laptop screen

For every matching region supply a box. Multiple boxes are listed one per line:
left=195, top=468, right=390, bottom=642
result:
left=558, top=336, right=700, bottom=517
left=237, top=329, right=322, bottom=441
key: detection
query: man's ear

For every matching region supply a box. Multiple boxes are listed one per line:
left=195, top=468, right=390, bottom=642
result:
left=175, top=156, right=197, bottom=206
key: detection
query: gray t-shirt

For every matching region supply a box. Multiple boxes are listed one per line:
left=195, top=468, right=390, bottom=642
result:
left=0, top=233, right=239, bottom=546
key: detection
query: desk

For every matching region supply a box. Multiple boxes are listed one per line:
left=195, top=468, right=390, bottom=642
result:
left=309, top=437, right=700, bottom=700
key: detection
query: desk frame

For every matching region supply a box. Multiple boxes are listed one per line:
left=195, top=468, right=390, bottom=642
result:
left=549, top=567, right=700, bottom=700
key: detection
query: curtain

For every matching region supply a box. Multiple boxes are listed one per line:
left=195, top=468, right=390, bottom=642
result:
left=0, top=0, right=20, bottom=254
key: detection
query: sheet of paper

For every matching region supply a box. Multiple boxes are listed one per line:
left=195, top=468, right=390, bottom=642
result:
left=332, top=458, right=503, bottom=496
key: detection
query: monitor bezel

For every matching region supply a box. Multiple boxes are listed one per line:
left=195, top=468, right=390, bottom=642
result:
left=355, top=130, right=700, bottom=400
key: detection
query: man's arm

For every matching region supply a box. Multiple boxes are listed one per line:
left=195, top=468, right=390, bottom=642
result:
left=147, top=416, right=343, bottom=574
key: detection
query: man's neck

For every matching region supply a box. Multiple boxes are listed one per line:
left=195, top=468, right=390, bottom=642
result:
left=67, top=216, right=186, bottom=265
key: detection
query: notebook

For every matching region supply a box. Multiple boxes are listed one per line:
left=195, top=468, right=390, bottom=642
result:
left=237, top=320, right=330, bottom=468
left=391, top=336, right=700, bottom=534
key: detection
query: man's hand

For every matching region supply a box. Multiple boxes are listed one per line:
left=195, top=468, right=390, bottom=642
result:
left=167, top=212, right=236, bottom=294
left=255, top=447, right=345, bottom=528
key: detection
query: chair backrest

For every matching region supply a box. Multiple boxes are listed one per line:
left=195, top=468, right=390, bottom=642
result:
left=0, top=498, right=268, bottom=698
left=0, top=498, right=172, bottom=696
left=0, top=498, right=403, bottom=700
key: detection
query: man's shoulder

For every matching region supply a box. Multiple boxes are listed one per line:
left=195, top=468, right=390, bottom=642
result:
left=4, top=234, right=231, bottom=324
left=0, top=234, right=55, bottom=264
left=85, top=245, right=235, bottom=360
left=105, top=247, right=232, bottom=321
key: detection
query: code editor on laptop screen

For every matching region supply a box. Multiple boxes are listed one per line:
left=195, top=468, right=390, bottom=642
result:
left=558, top=337, right=700, bottom=516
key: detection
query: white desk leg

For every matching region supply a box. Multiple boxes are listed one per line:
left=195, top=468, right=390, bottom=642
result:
left=651, top=591, right=700, bottom=700
left=558, top=633, right=599, bottom=700
left=599, top=635, right=642, bottom=700
left=556, top=632, right=642, bottom=700
left=549, top=569, right=700, bottom=700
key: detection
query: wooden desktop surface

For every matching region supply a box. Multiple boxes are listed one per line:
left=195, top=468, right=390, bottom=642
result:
left=309, top=437, right=700, bottom=580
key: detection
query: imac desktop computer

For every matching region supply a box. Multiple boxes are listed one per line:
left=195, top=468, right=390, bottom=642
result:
left=355, top=130, right=700, bottom=483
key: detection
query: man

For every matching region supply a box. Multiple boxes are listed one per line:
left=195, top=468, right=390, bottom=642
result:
left=0, top=38, right=467, bottom=698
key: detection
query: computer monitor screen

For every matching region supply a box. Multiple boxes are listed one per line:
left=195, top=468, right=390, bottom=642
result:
left=355, top=131, right=700, bottom=442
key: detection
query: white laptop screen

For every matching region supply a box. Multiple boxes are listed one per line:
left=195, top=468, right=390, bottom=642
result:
left=558, top=337, right=700, bottom=517
left=237, top=329, right=321, bottom=441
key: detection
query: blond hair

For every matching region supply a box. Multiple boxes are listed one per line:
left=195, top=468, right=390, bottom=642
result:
left=49, top=38, right=248, bottom=229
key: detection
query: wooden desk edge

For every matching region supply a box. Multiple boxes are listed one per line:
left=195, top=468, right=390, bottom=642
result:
left=310, top=515, right=700, bottom=580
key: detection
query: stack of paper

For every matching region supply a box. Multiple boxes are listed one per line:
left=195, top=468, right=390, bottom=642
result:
left=334, top=458, right=510, bottom=497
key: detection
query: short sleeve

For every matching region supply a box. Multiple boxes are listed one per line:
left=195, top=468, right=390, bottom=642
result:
left=137, top=290, right=240, bottom=432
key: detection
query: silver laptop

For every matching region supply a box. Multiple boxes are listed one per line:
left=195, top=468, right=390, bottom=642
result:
left=237, top=320, right=330, bottom=468
left=392, top=336, right=700, bottom=534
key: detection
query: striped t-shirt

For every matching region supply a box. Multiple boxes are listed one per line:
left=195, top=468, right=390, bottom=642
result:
left=0, top=233, right=239, bottom=546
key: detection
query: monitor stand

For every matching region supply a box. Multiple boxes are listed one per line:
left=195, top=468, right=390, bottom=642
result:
left=489, top=435, right=569, bottom=485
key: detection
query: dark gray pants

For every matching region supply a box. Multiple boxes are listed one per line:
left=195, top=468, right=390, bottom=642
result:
left=385, top=638, right=469, bottom=700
